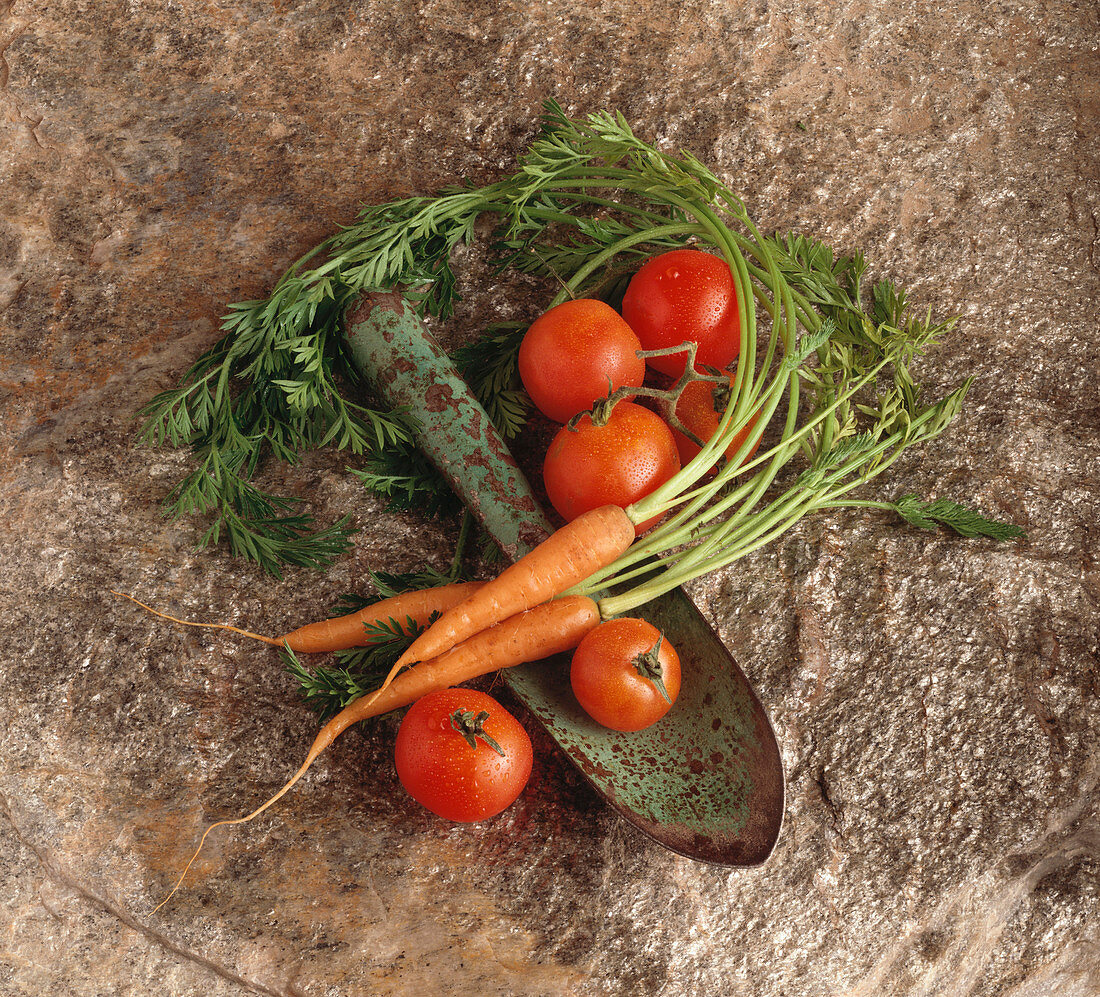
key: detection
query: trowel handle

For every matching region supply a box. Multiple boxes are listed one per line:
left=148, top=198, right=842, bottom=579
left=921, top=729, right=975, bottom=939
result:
left=342, top=292, right=553, bottom=561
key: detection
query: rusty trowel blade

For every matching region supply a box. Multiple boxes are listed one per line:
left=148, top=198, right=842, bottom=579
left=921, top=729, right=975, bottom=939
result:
left=343, top=292, right=784, bottom=865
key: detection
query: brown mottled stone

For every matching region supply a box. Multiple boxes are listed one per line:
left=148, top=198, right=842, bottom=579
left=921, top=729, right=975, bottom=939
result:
left=1, top=1, right=1098, bottom=995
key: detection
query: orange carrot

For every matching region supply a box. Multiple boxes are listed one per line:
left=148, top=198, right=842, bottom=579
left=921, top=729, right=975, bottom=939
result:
left=112, top=581, right=485, bottom=653
left=151, top=594, right=600, bottom=914
left=366, top=504, right=635, bottom=707
left=276, top=581, right=484, bottom=652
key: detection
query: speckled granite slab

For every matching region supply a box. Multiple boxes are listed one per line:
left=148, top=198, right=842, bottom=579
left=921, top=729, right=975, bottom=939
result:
left=1, top=2, right=1098, bottom=995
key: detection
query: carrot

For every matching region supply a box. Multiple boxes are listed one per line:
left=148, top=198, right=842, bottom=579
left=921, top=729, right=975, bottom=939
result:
left=365, top=504, right=635, bottom=707
left=275, top=582, right=484, bottom=652
left=151, top=594, right=600, bottom=914
left=112, top=581, right=485, bottom=653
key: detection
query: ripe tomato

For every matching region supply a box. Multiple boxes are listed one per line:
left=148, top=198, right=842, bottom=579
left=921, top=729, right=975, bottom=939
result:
left=672, top=374, right=762, bottom=468
left=394, top=688, right=533, bottom=822
left=542, top=401, right=680, bottom=535
left=570, top=618, right=682, bottom=732
left=621, top=248, right=741, bottom=378
left=518, top=298, right=645, bottom=423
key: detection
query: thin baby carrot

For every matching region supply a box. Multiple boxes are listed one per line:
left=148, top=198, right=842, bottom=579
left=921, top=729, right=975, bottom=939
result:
left=365, top=503, right=635, bottom=707
left=112, top=581, right=485, bottom=653
left=151, top=594, right=600, bottom=914
left=276, top=582, right=484, bottom=652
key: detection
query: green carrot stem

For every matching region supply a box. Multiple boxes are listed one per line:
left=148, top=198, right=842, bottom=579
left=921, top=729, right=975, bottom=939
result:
left=547, top=222, right=702, bottom=307
left=630, top=350, right=891, bottom=528
left=625, top=225, right=805, bottom=521
left=816, top=499, right=895, bottom=512
left=600, top=493, right=825, bottom=616
left=614, top=476, right=814, bottom=594
left=594, top=367, right=955, bottom=602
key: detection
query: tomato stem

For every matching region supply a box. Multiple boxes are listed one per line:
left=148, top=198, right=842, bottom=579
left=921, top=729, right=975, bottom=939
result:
left=450, top=709, right=506, bottom=756
left=633, top=636, right=672, bottom=705
left=564, top=342, right=726, bottom=436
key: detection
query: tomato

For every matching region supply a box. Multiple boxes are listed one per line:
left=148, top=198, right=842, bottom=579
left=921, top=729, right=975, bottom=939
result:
left=542, top=401, right=680, bottom=535
left=621, top=248, right=741, bottom=378
left=570, top=618, right=682, bottom=732
left=518, top=298, right=645, bottom=423
left=394, top=688, right=533, bottom=822
left=672, top=374, right=762, bottom=468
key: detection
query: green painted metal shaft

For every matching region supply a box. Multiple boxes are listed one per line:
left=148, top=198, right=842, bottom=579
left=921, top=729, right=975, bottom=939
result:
left=343, top=291, right=553, bottom=561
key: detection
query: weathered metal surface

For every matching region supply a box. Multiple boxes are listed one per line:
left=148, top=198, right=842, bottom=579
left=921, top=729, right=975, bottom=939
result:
left=344, top=292, right=784, bottom=865
left=343, top=291, right=553, bottom=562
left=513, top=586, right=784, bottom=864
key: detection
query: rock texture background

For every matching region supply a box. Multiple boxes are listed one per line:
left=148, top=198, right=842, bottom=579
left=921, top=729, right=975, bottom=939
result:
left=2, top=1, right=1098, bottom=995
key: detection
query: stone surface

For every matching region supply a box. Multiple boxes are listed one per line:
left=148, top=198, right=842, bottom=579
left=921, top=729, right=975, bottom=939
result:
left=2, top=1, right=1099, bottom=995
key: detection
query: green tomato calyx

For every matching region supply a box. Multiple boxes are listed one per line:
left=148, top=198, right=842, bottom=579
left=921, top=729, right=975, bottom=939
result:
left=450, top=708, right=506, bottom=756
left=633, top=636, right=673, bottom=705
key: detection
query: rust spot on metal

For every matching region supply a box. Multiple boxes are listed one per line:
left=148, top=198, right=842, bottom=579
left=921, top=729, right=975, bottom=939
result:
left=576, top=753, right=617, bottom=783
left=519, top=521, right=551, bottom=550
left=484, top=428, right=515, bottom=461
left=373, top=366, right=399, bottom=389
left=345, top=290, right=406, bottom=326
left=424, top=383, right=455, bottom=412
left=461, top=407, right=485, bottom=440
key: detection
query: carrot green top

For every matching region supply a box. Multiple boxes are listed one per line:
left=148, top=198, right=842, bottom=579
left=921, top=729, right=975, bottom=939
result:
left=137, top=102, right=1022, bottom=585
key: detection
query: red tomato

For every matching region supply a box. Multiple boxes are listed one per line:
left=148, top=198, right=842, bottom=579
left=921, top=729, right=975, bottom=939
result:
left=673, top=375, right=762, bottom=468
left=518, top=298, right=645, bottom=423
left=570, top=618, right=682, bottom=732
left=394, top=688, right=533, bottom=822
left=542, top=401, right=680, bottom=535
left=621, top=248, right=741, bottom=378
